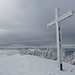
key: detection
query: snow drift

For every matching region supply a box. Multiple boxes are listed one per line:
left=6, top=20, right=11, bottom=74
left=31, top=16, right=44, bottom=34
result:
left=0, top=54, right=75, bottom=75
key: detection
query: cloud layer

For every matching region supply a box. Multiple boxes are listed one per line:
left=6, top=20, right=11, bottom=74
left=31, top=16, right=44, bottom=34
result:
left=0, top=0, right=75, bottom=46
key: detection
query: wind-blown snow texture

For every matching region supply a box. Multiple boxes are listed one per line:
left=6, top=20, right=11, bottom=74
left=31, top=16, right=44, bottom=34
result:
left=0, top=53, right=75, bottom=75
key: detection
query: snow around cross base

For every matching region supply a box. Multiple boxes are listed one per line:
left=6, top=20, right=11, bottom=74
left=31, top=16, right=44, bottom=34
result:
left=0, top=54, right=75, bottom=75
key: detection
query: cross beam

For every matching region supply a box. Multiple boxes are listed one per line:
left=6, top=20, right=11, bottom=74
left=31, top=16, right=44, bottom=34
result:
left=47, top=7, right=73, bottom=70
left=47, top=10, right=73, bottom=27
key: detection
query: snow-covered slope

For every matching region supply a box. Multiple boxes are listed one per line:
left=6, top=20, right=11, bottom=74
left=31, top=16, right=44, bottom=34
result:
left=0, top=54, right=75, bottom=75
left=0, top=50, right=19, bottom=55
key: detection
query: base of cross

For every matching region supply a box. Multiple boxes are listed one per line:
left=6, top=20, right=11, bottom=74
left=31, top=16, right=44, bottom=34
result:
left=60, top=64, right=63, bottom=71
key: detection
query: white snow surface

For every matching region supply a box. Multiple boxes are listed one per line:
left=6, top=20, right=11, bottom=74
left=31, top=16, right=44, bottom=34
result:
left=0, top=54, right=75, bottom=75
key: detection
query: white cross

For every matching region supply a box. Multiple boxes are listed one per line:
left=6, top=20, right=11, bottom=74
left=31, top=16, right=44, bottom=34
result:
left=47, top=7, right=73, bottom=70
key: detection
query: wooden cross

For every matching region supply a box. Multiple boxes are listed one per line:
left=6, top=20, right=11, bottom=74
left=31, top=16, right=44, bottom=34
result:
left=47, top=7, right=73, bottom=70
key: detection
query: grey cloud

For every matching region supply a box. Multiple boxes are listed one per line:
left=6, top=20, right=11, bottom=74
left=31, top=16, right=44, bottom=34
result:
left=0, top=0, right=75, bottom=46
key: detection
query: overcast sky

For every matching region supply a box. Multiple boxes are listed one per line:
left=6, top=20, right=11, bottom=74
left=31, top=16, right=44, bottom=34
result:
left=0, top=0, right=75, bottom=46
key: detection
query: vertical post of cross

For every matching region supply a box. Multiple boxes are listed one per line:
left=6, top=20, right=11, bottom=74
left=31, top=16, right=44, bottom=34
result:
left=55, top=7, right=62, bottom=70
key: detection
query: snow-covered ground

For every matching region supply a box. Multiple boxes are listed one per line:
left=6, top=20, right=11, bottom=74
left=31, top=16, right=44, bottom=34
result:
left=0, top=51, right=75, bottom=75
left=0, top=50, right=20, bottom=55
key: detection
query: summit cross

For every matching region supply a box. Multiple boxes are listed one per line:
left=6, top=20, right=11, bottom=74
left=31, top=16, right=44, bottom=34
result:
left=47, top=7, right=73, bottom=70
